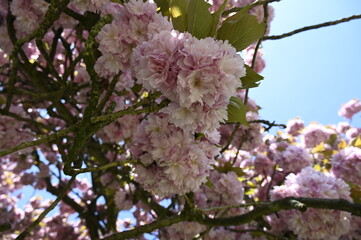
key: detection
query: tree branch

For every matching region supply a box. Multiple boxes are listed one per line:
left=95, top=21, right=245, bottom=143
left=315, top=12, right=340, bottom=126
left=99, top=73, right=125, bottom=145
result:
left=101, top=214, right=185, bottom=240
left=197, top=197, right=361, bottom=226
left=64, top=14, right=113, bottom=174
left=264, top=14, right=361, bottom=40
left=0, top=94, right=168, bottom=157
left=249, top=119, right=286, bottom=131
left=100, top=197, right=361, bottom=240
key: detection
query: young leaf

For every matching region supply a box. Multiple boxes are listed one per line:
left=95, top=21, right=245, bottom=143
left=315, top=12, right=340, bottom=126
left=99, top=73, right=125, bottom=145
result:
left=217, top=9, right=265, bottom=51
left=240, top=65, right=264, bottom=89
left=110, top=0, right=123, bottom=4
left=205, top=176, right=214, bottom=189
left=187, top=0, right=213, bottom=38
left=211, top=0, right=228, bottom=37
left=227, top=96, right=249, bottom=125
left=169, top=0, right=189, bottom=32
left=0, top=223, right=11, bottom=233
left=194, top=132, right=205, bottom=141
left=154, top=0, right=170, bottom=16
left=350, top=183, right=361, bottom=203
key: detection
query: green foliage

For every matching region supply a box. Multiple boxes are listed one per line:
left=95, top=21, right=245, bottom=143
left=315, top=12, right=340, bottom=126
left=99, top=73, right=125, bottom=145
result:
left=0, top=95, right=5, bottom=105
left=217, top=7, right=265, bottom=51
left=0, top=223, right=11, bottom=233
left=159, top=0, right=264, bottom=46
left=154, top=0, right=171, bottom=16
left=215, top=162, right=246, bottom=177
left=227, top=96, right=249, bottom=126
left=205, top=176, right=214, bottom=189
left=210, top=0, right=228, bottom=36
left=350, top=183, right=361, bottom=203
left=194, top=132, right=206, bottom=141
left=187, top=0, right=213, bottom=38
left=169, top=0, right=189, bottom=32
left=241, top=65, right=264, bottom=89
left=167, top=0, right=223, bottom=39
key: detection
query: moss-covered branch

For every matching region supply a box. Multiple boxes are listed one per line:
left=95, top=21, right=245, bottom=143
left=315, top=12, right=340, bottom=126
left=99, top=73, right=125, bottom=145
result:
left=101, top=197, right=361, bottom=240
left=0, top=94, right=168, bottom=157
left=64, top=14, right=113, bottom=174
left=102, top=214, right=185, bottom=240
left=197, top=197, right=361, bottom=226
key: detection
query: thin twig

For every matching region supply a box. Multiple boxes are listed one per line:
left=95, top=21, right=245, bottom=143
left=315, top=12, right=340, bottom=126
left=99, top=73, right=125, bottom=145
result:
left=200, top=202, right=264, bottom=212
left=264, top=14, right=361, bottom=40
left=220, top=122, right=240, bottom=153
left=249, top=119, right=286, bottom=131
left=244, top=2, right=269, bottom=105
left=102, top=214, right=184, bottom=240
left=16, top=176, right=76, bottom=240
left=0, top=94, right=168, bottom=157
left=222, top=0, right=281, bottom=16
left=0, top=123, right=80, bottom=157
left=96, top=73, right=121, bottom=114
left=71, top=161, right=124, bottom=174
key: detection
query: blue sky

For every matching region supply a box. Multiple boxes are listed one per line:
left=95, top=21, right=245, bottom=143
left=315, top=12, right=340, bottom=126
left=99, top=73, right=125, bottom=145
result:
left=251, top=0, right=361, bottom=127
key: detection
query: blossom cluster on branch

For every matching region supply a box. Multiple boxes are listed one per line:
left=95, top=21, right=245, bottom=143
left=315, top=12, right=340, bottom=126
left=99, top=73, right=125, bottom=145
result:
left=0, top=0, right=360, bottom=239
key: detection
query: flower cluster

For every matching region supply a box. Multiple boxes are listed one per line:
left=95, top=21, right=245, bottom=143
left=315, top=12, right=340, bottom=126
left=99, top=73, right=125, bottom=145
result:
left=270, top=167, right=352, bottom=239
left=195, top=171, right=244, bottom=208
left=268, top=141, right=312, bottom=173
left=285, top=118, right=304, bottom=136
left=95, top=0, right=172, bottom=90
left=130, top=114, right=219, bottom=196
left=133, top=30, right=245, bottom=133
left=71, top=0, right=110, bottom=13
left=331, top=146, right=361, bottom=185
left=338, top=99, right=361, bottom=119
left=301, top=123, right=335, bottom=148
left=10, top=0, right=49, bottom=37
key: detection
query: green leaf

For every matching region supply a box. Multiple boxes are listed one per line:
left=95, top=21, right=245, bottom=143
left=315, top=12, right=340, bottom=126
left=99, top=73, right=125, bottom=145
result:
left=214, top=162, right=246, bottom=177
left=211, top=0, right=228, bottom=37
left=169, top=0, right=189, bottom=32
left=240, top=65, right=264, bottom=89
left=131, top=83, right=143, bottom=93
left=187, top=0, right=213, bottom=38
left=217, top=9, right=265, bottom=51
left=194, top=132, right=205, bottom=141
left=0, top=95, right=5, bottom=105
left=205, top=176, right=214, bottom=189
left=227, top=96, right=249, bottom=125
left=0, top=222, right=11, bottom=232
left=350, top=183, right=361, bottom=203
left=232, top=167, right=246, bottom=177
left=110, top=0, right=123, bottom=4
left=154, top=0, right=171, bottom=16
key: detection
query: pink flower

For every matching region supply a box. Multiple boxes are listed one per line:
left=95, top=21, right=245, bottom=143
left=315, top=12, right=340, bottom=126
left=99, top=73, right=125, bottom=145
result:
left=301, top=123, right=335, bottom=148
left=130, top=114, right=219, bottom=196
left=285, top=118, right=304, bottom=136
left=338, top=99, right=361, bottom=119
left=95, top=0, right=172, bottom=89
left=270, top=167, right=352, bottom=239
left=331, top=147, right=361, bottom=186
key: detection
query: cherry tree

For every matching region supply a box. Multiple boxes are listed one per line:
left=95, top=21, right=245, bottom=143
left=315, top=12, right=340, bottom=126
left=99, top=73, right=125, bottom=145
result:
left=0, top=0, right=361, bottom=239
